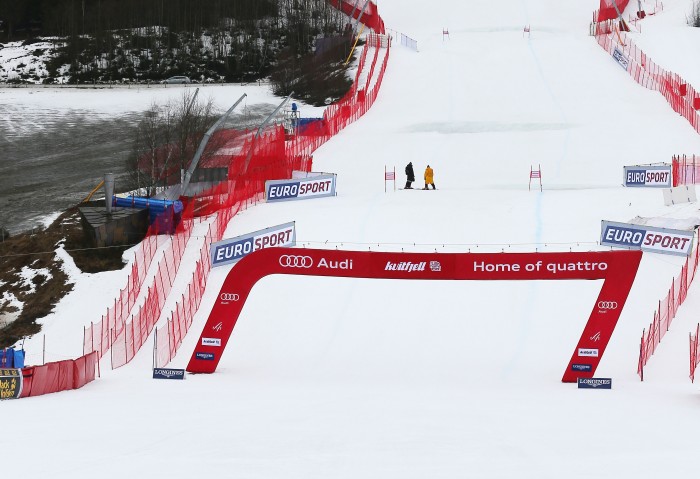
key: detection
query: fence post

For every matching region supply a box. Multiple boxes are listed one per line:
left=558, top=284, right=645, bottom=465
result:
left=639, top=331, right=644, bottom=381
left=110, top=328, right=114, bottom=370
left=691, top=331, right=694, bottom=383
left=153, top=328, right=157, bottom=370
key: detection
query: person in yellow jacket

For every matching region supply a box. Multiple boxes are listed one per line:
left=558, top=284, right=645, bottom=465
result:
left=423, top=165, right=436, bottom=190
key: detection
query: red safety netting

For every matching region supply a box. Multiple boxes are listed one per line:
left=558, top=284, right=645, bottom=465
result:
left=328, top=0, right=385, bottom=34
left=83, top=204, right=195, bottom=362
left=19, top=351, right=98, bottom=397
left=672, top=154, right=700, bottom=187
left=593, top=1, right=663, bottom=27
left=17, top=1, right=388, bottom=398
left=638, top=242, right=700, bottom=380
left=109, top=214, right=193, bottom=368
left=153, top=32, right=391, bottom=368
left=80, top=2, right=391, bottom=376
left=591, top=16, right=700, bottom=380
left=595, top=29, right=700, bottom=137
left=594, top=1, right=631, bottom=22
left=690, top=324, right=700, bottom=382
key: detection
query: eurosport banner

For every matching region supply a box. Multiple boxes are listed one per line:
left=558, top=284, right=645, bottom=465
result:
left=187, top=248, right=643, bottom=383
left=265, top=174, right=337, bottom=203
left=623, top=165, right=672, bottom=188
left=210, top=221, right=296, bottom=268
left=613, top=47, right=629, bottom=71
left=0, top=369, right=23, bottom=400
left=600, top=220, right=694, bottom=257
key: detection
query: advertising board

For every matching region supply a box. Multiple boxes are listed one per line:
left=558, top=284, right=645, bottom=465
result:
left=623, top=165, right=672, bottom=188
left=265, top=174, right=337, bottom=203
left=0, top=369, right=23, bottom=399
left=577, top=378, right=612, bottom=389
left=152, top=368, right=186, bottom=380
left=600, top=220, right=694, bottom=257
left=613, top=47, right=629, bottom=71
left=210, top=222, right=296, bottom=268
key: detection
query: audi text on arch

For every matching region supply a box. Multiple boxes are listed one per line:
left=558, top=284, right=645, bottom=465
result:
left=279, top=255, right=314, bottom=268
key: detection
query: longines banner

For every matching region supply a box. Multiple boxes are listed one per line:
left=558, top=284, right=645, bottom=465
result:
left=0, top=369, right=23, bottom=400
left=265, top=174, right=337, bottom=203
left=152, top=368, right=185, bottom=380
left=187, top=248, right=643, bottom=383
left=210, top=222, right=296, bottom=268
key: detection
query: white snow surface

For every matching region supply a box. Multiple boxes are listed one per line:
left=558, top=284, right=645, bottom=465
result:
left=4, top=1, right=700, bottom=478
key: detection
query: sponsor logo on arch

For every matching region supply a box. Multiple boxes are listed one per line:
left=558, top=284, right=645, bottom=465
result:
left=210, top=221, right=296, bottom=268
left=600, top=220, right=694, bottom=257
left=220, top=293, right=240, bottom=303
left=384, top=260, right=442, bottom=273
left=202, top=338, right=222, bottom=347
left=571, top=364, right=592, bottom=372
left=578, top=348, right=599, bottom=357
left=279, top=255, right=313, bottom=268
left=265, top=174, right=337, bottom=203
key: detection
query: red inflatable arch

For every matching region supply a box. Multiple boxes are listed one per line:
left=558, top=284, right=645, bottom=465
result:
left=187, top=248, right=642, bottom=382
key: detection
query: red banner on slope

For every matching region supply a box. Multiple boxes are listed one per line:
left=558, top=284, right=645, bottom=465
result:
left=186, top=248, right=642, bottom=382
left=597, top=1, right=631, bottom=22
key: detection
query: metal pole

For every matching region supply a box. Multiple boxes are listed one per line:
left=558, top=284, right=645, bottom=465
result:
left=153, top=328, right=157, bottom=369
left=242, top=93, right=294, bottom=174
left=639, top=329, right=645, bottom=381
left=611, top=0, right=623, bottom=18
left=353, top=0, right=371, bottom=36
left=349, top=0, right=361, bottom=21
left=177, top=93, right=247, bottom=199
left=110, top=328, right=114, bottom=370
left=43, top=335, right=45, bottom=365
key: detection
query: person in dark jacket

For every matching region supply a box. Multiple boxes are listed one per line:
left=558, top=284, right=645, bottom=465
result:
left=405, top=162, right=415, bottom=189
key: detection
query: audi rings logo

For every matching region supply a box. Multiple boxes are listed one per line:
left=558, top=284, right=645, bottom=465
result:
left=279, top=255, right=313, bottom=268
left=220, top=293, right=240, bottom=302
left=597, top=301, right=618, bottom=310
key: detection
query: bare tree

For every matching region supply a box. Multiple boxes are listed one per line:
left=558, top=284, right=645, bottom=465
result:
left=127, top=91, right=220, bottom=196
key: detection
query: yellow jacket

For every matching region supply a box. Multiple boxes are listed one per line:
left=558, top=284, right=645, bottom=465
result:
left=424, top=166, right=434, bottom=182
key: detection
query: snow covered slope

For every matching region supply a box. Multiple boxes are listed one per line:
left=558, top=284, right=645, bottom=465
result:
left=5, top=1, right=700, bottom=478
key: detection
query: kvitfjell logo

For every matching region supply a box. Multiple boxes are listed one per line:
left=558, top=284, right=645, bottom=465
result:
left=385, top=261, right=427, bottom=272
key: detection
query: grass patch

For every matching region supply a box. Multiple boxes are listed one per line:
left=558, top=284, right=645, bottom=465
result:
left=0, top=207, right=128, bottom=348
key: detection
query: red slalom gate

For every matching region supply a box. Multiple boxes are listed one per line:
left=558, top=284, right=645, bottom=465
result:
left=187, top=248, right=642, bottom=382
